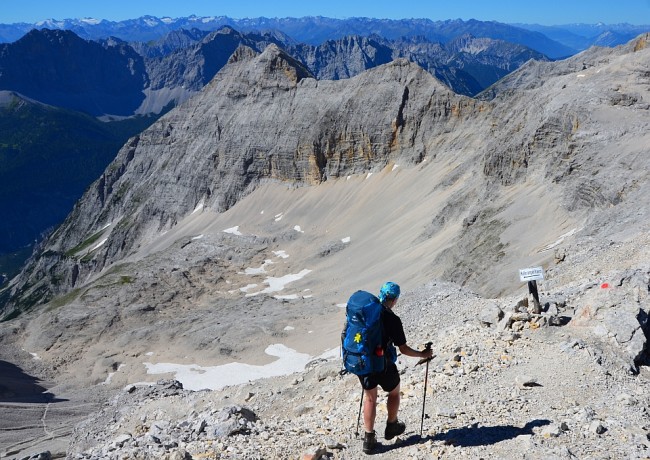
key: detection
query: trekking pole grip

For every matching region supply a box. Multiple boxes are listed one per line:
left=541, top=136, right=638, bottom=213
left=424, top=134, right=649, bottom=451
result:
left=416, top=341, right=434, bottom=366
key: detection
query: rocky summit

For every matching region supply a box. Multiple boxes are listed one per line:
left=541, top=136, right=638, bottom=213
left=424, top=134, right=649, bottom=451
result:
left=0, top=34, right=649, bottom=459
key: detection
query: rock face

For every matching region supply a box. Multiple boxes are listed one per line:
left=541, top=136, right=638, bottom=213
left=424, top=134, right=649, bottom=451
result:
left=289, top=34, right=547, bottom=97
left=4, top=43, right=477, bottom=310
left=4, top=34, right=650, bottom=315
left=0, top=26, right=548, bottom=118
left=1, top=35, right=650, bottom=459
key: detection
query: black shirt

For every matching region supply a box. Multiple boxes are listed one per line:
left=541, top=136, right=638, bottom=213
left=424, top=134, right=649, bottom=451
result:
left=383, top=307, right=407, bottom=348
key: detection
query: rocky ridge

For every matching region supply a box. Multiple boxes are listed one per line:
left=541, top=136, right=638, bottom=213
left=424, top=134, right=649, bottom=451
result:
left=1, top=35, right=650, bottom=459
left=0, top=26, right=546, bottom=118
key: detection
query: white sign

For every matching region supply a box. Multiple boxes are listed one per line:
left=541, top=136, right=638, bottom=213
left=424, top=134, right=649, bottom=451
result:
left=519, top=266, right=544, bottom=282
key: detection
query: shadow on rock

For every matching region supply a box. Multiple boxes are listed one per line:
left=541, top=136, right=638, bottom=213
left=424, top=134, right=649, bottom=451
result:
left=0, top=360, right=68, bottom=403
left=378, top=419, right=551, bottom=452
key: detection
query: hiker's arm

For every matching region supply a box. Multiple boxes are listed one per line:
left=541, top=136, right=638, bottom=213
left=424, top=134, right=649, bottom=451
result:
left=398, top=344, right=433, bottom=359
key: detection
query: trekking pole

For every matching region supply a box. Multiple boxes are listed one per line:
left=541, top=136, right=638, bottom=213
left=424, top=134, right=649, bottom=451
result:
left=417, top=341, right=434, bottom=437
left=355, top=387, right=364, bottom=437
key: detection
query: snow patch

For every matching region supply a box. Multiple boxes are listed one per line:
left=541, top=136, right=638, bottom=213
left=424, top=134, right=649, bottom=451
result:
left=101, top=364, right=125, bottom=385
left=366, top=173, right=373, bottom=179
left=143, top=344, right=312, bottom=391
left=243, top=260, right=273, bottom=275
left=245, top=269, right=312, bottom=297
left=275, top=213, right=284, bottom=222
left=223, top=226, right=242, bottom=235
left=264, top=270, right=311, bottom=292
left=341, top=237, right=351, bottom=243
left=239, top=284, right=258, bottom=293
left=192, top=234, right=204, bottom=240
left=91, top=238, right=108, bottom=252
left=539, top=228, right=580, bottom=252
left=392, top=164, right=399, bottom=171
left=274, top=294, right=299, bottom=300
left=273, top=250, right=289, bottom=259
left=294, top=225, right=304, bottom=233
left=192, top=202, right=204, bottom=214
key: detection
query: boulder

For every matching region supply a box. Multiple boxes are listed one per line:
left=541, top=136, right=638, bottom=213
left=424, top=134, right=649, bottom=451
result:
left=479, top=302, right=504, bottom=327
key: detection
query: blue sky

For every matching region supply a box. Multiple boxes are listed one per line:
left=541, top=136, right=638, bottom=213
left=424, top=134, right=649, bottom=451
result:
left=1, top=0, right=649, bottom=25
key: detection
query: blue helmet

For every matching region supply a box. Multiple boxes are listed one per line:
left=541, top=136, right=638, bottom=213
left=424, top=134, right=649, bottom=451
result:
left=379, top=281, right=400, bottom=303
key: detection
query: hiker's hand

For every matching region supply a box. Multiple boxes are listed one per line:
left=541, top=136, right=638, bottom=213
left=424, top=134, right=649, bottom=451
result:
left=420, top=348, right=433, bottom=359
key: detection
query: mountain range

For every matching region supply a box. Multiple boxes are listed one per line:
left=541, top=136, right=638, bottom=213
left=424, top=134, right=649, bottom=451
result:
left=0, top=19, right=554, bottom=269
left=3, top=16, right=649, bottom=57
left=1, top=26, right=547, bottom=118
left=0, top=15, right=648, bottom=458
left=2, top=32, right=648, bottom=318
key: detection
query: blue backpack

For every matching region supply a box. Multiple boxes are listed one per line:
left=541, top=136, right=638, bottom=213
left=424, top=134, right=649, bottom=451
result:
left=341, top=290, right=397, bottom=376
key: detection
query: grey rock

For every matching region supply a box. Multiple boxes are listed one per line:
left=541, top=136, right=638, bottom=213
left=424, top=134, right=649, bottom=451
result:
left=167, top=449, right=192, bottom=460
left=192, top=419, right=207, bottom=434
left=112, top=434, right=132, bottom=447
left=515, top=375, right=539, bottom=389
left=497, top=312, right=514, bottom=332
left=479, top=302, right=504, bottom=326
left=325, top=438, right=345, bottom=449
left=436, top=406, right=457, bottom=418
left=588, top=420, right=606, bottom=435
left=294, top=403, right=315, bottom=417
left=542, top=424, right=562, bottom=438
left=315, top=362, right=341, bottom=382
left=208, top=419, right=241, bottom=439
left=301, top=446, right=328, bottom=459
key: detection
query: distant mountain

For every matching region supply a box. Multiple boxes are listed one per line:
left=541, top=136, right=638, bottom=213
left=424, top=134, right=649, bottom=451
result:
left=515, top=23, right=650, bottom=52
left=286, top=34, right=548, bottom=96
left=0, top=26, right=547, bottom=119
left=0, top=16, right=576, bottom=58
left=0, top=29, right=148, bottom=116
left=0, top=91, right=158, bottom=274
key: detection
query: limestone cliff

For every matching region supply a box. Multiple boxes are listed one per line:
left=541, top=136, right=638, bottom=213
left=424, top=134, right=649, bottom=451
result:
left=2, top=43, right=483, bottom=314
left=2, top=35, right=649, bottom=323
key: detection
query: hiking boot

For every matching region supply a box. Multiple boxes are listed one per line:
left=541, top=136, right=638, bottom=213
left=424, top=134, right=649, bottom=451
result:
left=384, top=419, right=406, bottom=440
left=362, top=430, right=377, bottom=454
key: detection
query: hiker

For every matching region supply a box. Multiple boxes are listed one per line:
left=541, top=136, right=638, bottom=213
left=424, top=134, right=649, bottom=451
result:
left=358, top=281, right=433, bottom=454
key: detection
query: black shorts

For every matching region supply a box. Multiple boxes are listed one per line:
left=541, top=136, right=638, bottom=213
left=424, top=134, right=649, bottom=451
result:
left=358, top=363, right=400, bottom=392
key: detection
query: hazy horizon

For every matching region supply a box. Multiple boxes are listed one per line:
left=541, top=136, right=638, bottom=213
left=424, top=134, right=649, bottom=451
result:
left=3, top=0, right=650, bottom=26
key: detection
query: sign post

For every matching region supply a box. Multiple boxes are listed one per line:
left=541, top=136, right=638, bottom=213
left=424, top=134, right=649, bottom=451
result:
left=519, top=267, right=544, bottom=314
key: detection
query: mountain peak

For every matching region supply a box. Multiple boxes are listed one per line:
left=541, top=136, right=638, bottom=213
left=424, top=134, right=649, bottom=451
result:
left=256, top=43, right=315, bottom=83
left=227, top=44, right=259, bottom=64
